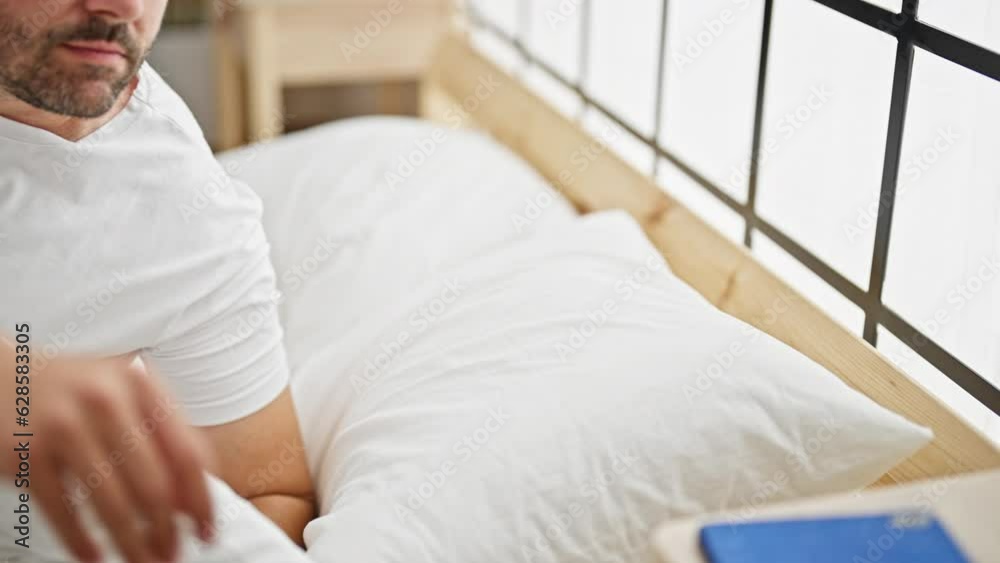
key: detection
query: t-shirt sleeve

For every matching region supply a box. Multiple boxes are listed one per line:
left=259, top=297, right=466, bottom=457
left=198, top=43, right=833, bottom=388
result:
left=142, top=221, right=290, bottom=427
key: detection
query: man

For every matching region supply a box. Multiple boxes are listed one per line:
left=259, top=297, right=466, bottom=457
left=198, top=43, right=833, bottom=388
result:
left=0, top=1, right=315, bottom=562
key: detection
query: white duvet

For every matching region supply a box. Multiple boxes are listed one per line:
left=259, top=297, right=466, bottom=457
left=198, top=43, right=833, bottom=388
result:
left=0, top=476, right=311, bottom=563
left=228, top=118, right=930, bottom=563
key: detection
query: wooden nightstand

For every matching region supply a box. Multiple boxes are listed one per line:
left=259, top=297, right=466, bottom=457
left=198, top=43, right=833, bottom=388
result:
left=213, top=0, right=454, bottom=149
left=653, top=469, right=1000, bottom=563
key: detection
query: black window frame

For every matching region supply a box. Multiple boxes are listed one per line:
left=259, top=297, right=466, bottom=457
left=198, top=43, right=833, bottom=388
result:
left=468, top=0, right=1000, bottom=415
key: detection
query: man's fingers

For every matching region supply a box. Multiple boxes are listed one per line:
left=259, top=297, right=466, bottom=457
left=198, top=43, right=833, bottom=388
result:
left=132, top=368, right=216, bottom=541
left=158, top=418, right=216, bottom=541
left=94, top=386, right=179, bottom=562
left=61, top=404, right=154, bottom=563
left=119, top=444, right=179, bottom=562
left=33, top=451, right=101, bottom=563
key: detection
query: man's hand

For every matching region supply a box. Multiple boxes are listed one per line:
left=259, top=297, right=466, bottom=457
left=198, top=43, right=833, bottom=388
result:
left=1, top=341, right=216, bottom=563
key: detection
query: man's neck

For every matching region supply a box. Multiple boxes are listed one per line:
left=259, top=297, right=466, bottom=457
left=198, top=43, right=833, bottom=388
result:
left=0, top=76, right=138, bottom=142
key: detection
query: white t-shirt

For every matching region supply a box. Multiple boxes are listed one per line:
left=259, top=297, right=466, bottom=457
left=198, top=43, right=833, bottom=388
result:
left=0, top=64, right=289, bottom=426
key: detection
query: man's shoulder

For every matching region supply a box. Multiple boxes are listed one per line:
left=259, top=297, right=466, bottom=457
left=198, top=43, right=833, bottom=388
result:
left=125, top=63, right=264, bottom=222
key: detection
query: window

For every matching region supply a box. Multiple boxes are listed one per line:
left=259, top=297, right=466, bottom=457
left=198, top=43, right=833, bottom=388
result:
left=756, top=0, right=896, bottom=289
left=584, top=0, right=664, bottom=138
left=659, top=0, right=764, bottom=202
left=525, top=0, right=587, bottom=81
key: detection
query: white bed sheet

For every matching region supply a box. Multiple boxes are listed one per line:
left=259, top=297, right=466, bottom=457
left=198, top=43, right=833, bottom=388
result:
left=0, top=476, right=311, bottom=563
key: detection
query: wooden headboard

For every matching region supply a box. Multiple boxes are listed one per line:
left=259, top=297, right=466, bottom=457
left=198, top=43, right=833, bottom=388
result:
left=418, top=32, right=1000, bottom=485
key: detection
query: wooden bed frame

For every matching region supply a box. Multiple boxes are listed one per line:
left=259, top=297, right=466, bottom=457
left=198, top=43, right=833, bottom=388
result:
left=418, top=32, right=1000, bottom=486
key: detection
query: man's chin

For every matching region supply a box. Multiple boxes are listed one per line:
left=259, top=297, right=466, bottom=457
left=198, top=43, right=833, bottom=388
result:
left=39, top=69, right=133, bottom=118
left=67, top=86, right=121, bottom=118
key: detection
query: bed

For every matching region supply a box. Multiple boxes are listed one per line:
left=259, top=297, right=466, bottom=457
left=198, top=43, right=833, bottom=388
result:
left=416, top=29, right=1000, bottom=486
left=13, top=4, right=998, bottom=562
left=184, top=3, right=1000, bottom=561
left=186, top=4, right=1000, bottom=561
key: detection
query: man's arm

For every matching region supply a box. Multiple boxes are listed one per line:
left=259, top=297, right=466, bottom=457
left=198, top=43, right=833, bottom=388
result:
left=138, top=199, right=316, bottom=543
left=200, top=388, right=316, bottom=546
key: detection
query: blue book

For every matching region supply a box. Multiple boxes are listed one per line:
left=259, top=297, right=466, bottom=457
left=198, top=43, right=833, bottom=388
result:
left=699, top=513, right=972, bottom=563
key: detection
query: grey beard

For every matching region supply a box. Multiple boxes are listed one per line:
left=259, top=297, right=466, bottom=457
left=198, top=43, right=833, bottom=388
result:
left=0, top=12, right=145, bottom=118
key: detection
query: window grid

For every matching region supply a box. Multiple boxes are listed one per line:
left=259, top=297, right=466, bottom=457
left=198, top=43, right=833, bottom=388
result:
left=468, top=0, right=1000, bottom=415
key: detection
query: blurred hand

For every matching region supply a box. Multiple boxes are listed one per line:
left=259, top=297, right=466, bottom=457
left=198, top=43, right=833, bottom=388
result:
left=1, top=344, right=216, bottom=563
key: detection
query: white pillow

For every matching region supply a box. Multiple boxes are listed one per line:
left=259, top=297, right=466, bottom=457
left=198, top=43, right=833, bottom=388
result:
left=291, top=210, right=931, bottom=563
left=219, top=116, right=580, bottom=473
left=217, top=116, right=578, bottom=379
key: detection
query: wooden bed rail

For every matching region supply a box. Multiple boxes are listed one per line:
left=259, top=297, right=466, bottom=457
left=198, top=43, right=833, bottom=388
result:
left=419, top=32, right=1000, bottom=486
